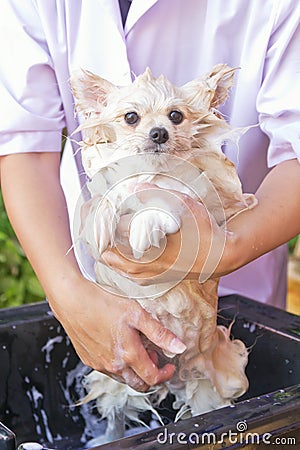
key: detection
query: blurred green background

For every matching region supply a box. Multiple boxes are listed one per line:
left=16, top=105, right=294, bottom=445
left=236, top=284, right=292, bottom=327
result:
left=0, top=190, right=45, bottom=308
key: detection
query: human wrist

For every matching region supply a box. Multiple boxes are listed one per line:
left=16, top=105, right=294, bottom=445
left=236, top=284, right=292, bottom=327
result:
left=45, top=269, right=90, bottom=323
left=213, top=228, right=242, bottom=278
left=40, top=255, right=84, bottom=305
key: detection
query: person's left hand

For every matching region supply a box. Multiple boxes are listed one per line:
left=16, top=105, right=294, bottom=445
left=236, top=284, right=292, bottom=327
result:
left=102, top=183, right=228, bottom=285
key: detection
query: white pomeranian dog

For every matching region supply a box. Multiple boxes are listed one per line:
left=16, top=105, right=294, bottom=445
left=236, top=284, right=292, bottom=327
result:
left=70, top=65, right=257, bottom=444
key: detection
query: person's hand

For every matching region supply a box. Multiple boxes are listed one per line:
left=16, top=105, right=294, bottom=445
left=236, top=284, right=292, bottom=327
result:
left=102, top=183, right=228, bottom=285
left=47, top=273, right=186, bottom=392
left=103, top=160, right=300, bottom=286
left=0, top=154, right=187, bottom=394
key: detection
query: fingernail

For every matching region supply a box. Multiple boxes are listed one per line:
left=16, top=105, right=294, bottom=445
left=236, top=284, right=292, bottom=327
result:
left=169, top=338, right=186, bottom=354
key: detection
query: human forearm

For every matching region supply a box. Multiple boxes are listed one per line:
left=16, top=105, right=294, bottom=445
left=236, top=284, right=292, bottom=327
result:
left=221, top=158, right=300, bottom=275
left=0, top=152, right=81, bottom=296
left=103, top=159, right=300, bottom=283
left=0, top=152, right=185, bottom=388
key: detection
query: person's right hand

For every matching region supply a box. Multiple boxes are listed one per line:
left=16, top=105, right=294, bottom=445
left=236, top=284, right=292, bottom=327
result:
left=0, top=152, right=187, bottom=392
left=48, top=273, right=186, bottom=391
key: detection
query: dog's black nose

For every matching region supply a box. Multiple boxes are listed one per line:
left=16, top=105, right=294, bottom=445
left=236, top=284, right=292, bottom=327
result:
left=149, top=127, right=169, bottom=144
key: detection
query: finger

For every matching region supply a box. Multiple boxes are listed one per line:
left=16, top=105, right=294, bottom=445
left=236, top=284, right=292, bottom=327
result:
left=120, top=367, right=150, bottom=392
left=101, top=248, right=139, bottom=280
left=122, top=329, right=176, bottom=386
left=73, top=336, right=151, bottom=392
left=132, top=182, right=158, bottom=195
left=133, top=309, right=187, bottom=356
left=133, top=182, right=191, bottom=207
left=102, top=248, right=143, bottom=275
left=115, top=213, right=132, bottom=238
left=102, top=367, right=149, bottom=392
left=148, top=349, right=159, bottom=366
left=102, top=246, right=157, bottom=279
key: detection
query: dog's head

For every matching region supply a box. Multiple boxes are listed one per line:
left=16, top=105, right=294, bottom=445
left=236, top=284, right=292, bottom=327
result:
left=71, top=65, right=236, bottom=177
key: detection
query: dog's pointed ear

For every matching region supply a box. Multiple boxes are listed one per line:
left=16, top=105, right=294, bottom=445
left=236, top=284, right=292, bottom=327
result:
left=182, top=64, right=237, bottom=110
left=206, top=64, right=237, bottom=108
left=70, top=69, right=118, bottom=115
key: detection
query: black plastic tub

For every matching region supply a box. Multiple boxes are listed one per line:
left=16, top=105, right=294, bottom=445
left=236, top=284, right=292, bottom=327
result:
left=0, top=295, right=299, bottom=449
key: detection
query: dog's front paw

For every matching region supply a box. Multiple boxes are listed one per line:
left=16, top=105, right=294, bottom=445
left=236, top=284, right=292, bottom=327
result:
left=129, top=210, right=180, bottom=259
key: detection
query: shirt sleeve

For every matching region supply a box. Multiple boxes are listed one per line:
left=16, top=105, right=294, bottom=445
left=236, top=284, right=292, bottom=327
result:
left=0, top=1, right=66, bottom=155
left=257, top=0, right=300, bottom=167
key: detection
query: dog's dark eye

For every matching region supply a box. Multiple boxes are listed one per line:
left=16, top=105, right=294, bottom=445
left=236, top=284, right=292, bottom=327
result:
left=169, top=110, right=184, bottom=124
left=124, top=111, right=140, bottom=125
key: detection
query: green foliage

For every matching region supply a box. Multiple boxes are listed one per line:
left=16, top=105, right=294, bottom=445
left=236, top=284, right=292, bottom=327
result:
left=288, top=235, right=298, bottom=254
left=0, top=190, right=45, bottom=308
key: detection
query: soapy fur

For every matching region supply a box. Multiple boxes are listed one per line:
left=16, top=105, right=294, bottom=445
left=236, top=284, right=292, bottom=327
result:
left=71, top=65, right=257, bottom=443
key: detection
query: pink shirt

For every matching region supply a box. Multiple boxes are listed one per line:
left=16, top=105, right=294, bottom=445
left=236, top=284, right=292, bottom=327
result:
left=1, top=0, right=300, bottom=307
